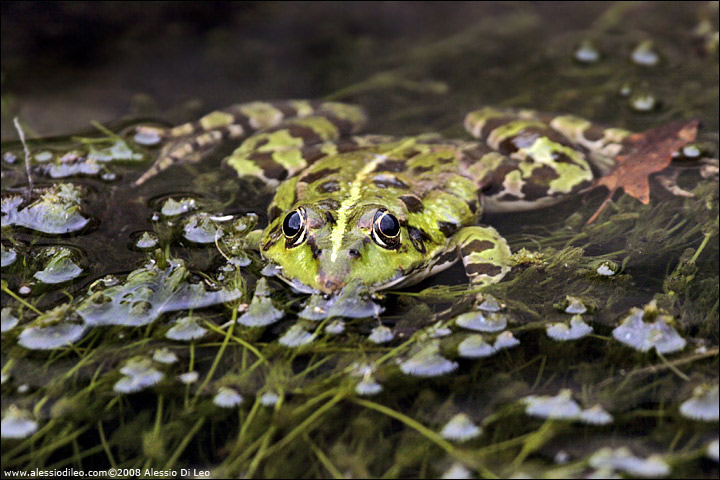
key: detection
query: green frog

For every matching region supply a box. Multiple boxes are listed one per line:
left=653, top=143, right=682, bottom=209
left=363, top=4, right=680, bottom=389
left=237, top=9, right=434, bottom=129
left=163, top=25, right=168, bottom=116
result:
left=136, top=100, right=632, bottom=294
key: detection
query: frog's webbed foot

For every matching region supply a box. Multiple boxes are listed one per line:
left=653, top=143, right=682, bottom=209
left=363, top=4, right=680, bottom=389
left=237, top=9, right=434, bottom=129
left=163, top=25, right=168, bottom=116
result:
left=452, top=226, right=511, bottom=286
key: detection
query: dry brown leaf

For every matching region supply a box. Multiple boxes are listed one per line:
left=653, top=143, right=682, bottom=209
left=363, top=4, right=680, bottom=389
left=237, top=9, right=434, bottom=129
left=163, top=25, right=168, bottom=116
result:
left=586, top=119, right=699, bottom=224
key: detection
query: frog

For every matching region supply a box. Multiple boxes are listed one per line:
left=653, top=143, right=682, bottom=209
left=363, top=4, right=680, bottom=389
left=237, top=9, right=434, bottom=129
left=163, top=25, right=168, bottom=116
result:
left=135, top=100, right=633, bottom=295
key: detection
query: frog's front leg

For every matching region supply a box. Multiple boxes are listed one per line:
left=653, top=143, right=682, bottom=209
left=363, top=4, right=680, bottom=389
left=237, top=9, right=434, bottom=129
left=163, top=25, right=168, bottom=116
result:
left=452, top=226, right=511, bottom=286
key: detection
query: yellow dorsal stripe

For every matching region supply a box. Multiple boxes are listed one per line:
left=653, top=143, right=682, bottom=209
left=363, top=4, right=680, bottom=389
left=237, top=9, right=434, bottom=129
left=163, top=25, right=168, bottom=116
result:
left=330, top=139, right=416, bottom=262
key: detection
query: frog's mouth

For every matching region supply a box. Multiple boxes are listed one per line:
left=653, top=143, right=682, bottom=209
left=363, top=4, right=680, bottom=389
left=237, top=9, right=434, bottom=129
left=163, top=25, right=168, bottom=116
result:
left=373, top=249, right=459, bottom=291
left=265, top=245, right=459, bottom=295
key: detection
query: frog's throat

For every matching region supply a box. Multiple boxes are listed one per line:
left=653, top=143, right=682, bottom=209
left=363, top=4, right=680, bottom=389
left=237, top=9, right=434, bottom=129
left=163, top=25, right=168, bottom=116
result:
left=329, top=139, right=416, bottom=263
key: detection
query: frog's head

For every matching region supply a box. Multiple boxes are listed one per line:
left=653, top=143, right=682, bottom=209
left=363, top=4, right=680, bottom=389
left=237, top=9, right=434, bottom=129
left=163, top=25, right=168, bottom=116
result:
left=259, top=200, right=449, bottom=294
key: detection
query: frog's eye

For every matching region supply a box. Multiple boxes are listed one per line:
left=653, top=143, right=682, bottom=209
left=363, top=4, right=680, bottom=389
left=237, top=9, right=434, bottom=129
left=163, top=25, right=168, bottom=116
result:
left=372, top=209, right=400, bottom=249
left=282, top=208, right=307, bottom=248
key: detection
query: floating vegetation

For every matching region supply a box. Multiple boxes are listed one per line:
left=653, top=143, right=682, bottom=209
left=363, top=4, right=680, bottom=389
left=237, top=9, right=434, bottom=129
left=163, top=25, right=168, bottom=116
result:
left=113, top=357, right=164, bottom=394
left=1, top=244, right=17, bottom=267
left=324, top=319, right=345, bottom=334
left=17, top=304, right=87, bottom=350
left=1, top=405, right=38, bottom=439
left=457, top=334, right=495, bottom=358
left=578, top=405, right=614, bottom=425
left=259, top=392, right=279, bottom=407
left=574, top=39, right=601, bottom=64
left=34, top=151, right=102, bottom=179
left=493, top=331, right=520, bottom=351
left=546, top=315, right=593, bottom=341
left=299, top=283, right=383, bottom=320
left=476, top=294, right=503, bottom=312
left=454, top=311, right=507, bottom=332
left=523, top=389, right=582, bottom=420
left=237, top=278, right=283, bottom=327
left=368, top=325, right=394, bottom=344
left=166, top=315, right=208, bottom=341
left=588, top=447, right=670, bottom=477
left=1, top=184, right=90, bottom=234
left=182, top=213, right=222, bottom=244
left=441, top=463, right=473, bottom=480
left=522, top=390, right=613, bottom=425
left=629, top=91, right=658, bottom=112
left=679, top=384, right=719, bottom=421
left=595, top=261, right=618, bottom=276
left=631, top=40, right=660, bottom=66
left=558, top=295, right=588, bottom=314
left=612, top=304, right=686, bottom=354
left=399, top=341, right=458, bottom=377
left=1, top=307, right=19, bottom=332
left=440, top=413, right=481, bottom=442
left=160, top=197, right=197, bottom=217
left=87, top=137, right=143, bottom=163
left=213, top=387, right=243, bottom=408
left=355, top=376, right=383, bottom=396
left=178, top=371, right=199, bottom=384
left=32, top=247, right=83, bottom=284
left=708, top=439, right=719, bottom=462
left=278, top=324, right=315, bottom=347
left=77, top=258, right=240, bottom=327
left=133, top=125, right=164, bottom=146
left=152, top=348, right=178, bottom=364
left=134, top=231, right=159, bottom=250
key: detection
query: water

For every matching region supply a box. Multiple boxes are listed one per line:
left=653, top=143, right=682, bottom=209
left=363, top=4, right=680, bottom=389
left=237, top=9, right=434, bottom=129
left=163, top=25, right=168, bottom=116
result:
left=1, top=3, right=718, bottom=478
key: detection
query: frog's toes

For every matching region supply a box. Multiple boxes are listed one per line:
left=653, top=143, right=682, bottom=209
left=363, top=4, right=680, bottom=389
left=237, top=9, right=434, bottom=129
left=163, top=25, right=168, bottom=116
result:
left=453, top=226, right=511, bottom=286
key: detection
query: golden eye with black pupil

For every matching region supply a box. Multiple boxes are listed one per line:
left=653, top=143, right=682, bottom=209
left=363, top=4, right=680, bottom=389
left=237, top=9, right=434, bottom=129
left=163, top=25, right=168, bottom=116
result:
left=282, top=208, right=306, bottom=248
left=372, top=209, right=400, bottom=249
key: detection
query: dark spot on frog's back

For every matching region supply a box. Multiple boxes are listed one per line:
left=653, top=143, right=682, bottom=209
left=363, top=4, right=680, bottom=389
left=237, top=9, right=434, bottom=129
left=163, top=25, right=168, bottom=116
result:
left=317, top=180, right=340, bottom=193
left=407, top=226, right=427, bottom=253
left=521, top=165, right=559, bottom=200
left=399, top=195, right=424, bottom=213
left=308, top=236, right=321, bottom=259
left=316, top=198, right=340, bottom=211
left=375, top=159, right=407, bottom=172
left=479, top=116, right=514, bottom=140
left=467, top=199, right=478, bottom=214
left=438, top=221, right=458, bottom=238
left=373, top=175, right=409, bottom=189
left=300, top=168, right=340, bottom=184
left=466, top=263, right=503, bottom=277
left=412, top=165, right=433, bottom=174
left=582, top=125, right=606, bottom=141
left=460, top=240, right=494, bottom=258
left=262, top=225, right=282, bottom=251
left=268, top=206, right=283, bottom=221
